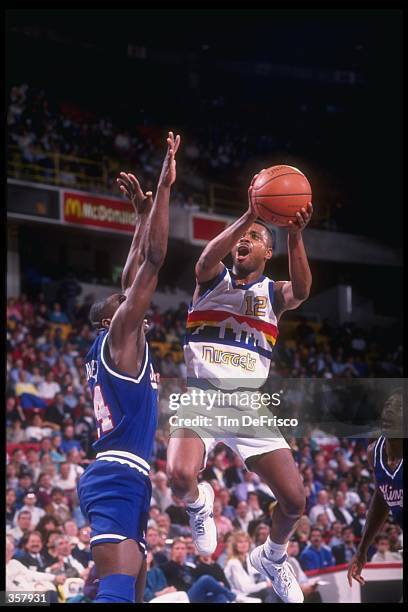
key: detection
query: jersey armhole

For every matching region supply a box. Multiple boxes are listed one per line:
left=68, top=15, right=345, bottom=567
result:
left=193, top=265, right=229, bottom=308
left=372, top=436, right=383, bottom=469
left=101, top=333, right=149, bottom=384
left=268, top=279, right=274, bottom=308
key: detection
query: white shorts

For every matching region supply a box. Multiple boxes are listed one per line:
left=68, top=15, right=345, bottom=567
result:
left=169, top=386, right=290, bottom=469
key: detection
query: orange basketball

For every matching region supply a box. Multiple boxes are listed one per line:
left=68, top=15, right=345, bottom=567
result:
left=250, top=165, right=312, bottom=227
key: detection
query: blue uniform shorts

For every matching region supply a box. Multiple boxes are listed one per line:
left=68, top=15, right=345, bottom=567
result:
left=77, top=456, right=152, bottom=555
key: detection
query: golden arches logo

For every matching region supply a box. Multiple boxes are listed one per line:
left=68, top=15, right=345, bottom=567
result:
left=64, top=197, right=82, bottom=218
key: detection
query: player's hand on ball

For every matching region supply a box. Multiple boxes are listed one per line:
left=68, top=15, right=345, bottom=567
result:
left=117, top=172, right=153, bottom=214
left=247, top=173, right=260, bottom=218
left=288, top=201, right=313, bottom=234
left=159, top=131, right=181, bottom=188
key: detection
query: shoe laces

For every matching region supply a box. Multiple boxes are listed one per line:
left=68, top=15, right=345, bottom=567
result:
left=274, top=562, right=293, bottom=592
left=194, top=515, right=205, bottom=535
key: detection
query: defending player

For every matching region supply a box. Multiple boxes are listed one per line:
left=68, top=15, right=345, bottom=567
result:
left=166, top=178, right=313, bottom=603
left=347, top=388, right=403, bottom=587
left=77, top=132, right=180, bottom=603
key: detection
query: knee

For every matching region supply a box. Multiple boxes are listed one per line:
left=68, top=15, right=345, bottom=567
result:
left=167, top=464, right=197, bottom=497
left=278, top=488, right=306, bottom=520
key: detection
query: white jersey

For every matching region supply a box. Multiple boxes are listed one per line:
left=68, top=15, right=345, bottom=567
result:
left=184, top=266, right=278, bottom=390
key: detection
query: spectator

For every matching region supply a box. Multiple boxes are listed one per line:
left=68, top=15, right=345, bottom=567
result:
left=299, top=527, right=335, bottom=571
left=36, top=515, right=61, bottom=544
left=247, top=492, right=263, bottom=522
left=45, top=393, right=70, bottom=426
left=160, top=538, right=237, bottom=603
left=15, top=491, right=46, bottom=528
left=72, top=526, right=92, bottom=568
left=224, top=531, right=272, bottom=602
left=218, top=488, right=236, bottom=521
left=48, top=303, right=70, bottom=325
left=144, top=550, right=189, bottom=603
left=60, top=424, right=83, bottom=454
left=36, top=473, right=55, bottom=509
left=370, top=534, right=403, bottom=563
left=331, top=491, right=354, bottom=526
left=44, top=488, right=72, bottom=523
left=6, top=488, right=17, bottom=528
left=15, top=370, right=48, bottom=410
left=7, top=510, right=33, bottom=546
left=25, top=414, right=58, bottom=442
left=165, top=494, right=189, bottom=527
left=350, top=502, right=367, bottom=539
left=42, top=532, right=63, bottom=568
left=232, top=500, right=251, bottom=532
left=49, top=433, right=66, bottom=464
left=18, top=531, right=49, bottom=572
left=328, top=520, right=343, bottom=548
left=6, top=537, right=64, bottom=602
left=45, top=535, right=87, bottom=580
left=53, top=462, right=79, bottom=495
left=253, top=523, right=270, bottom=547
left=213, top=498, right=234, bottom=537
left=151, top=471, right=173, bottom=513
left=286, top=539, right=322, bottom=603
left=331, top=526, right=358, bottom=564
left=38, top=371, right=61, bottom=400
left=309, top=490, right=336, bottom=525
left=146, top=527, right=168, bottom=565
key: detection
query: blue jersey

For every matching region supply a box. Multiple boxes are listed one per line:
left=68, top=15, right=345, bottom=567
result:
left=373, top=436, right=403, bottom=527
left=84, top=329, right=158, bottom=464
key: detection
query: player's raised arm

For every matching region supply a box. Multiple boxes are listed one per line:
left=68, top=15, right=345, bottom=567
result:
left=110, top=132, right=180, bottom=337
left=195, top=180, right=259, bottom=284
left=116, top=172, right=153, bottom=293
left=273, top=202, right=313, bottom=320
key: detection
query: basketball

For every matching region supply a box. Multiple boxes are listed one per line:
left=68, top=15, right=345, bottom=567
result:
left=250, top=165, right=312, bottom=227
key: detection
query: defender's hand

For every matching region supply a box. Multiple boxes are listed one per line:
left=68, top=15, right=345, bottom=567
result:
left=347, top=552, right=366, bottom=587
left=158, top=131, right=181, bottom=188
left=117, top=173, right=153, bottom=214
left=288, top=202, right=313, bottom=234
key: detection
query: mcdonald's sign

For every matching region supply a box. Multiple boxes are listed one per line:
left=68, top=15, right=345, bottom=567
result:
left=63, top=191, right=136, bottom=233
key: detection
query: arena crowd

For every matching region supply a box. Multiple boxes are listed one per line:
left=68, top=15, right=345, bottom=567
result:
left=6, top=292, right=403, bottom=602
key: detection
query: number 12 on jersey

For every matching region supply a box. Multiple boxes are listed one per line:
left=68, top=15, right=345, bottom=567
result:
left=93, top=385, right=114, bottom=438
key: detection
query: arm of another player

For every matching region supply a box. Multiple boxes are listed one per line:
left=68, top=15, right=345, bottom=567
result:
left=110, top=132, right=180, bottom=339
left=273, top=202, right=313, bottom=320
left=116, top=172, right=153, bottom=293
left=347, top=443, right=390, bottom=586
left=193, top=179, right=259, bottom=301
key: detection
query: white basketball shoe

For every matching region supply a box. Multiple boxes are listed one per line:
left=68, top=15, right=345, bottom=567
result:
left=249, top=545, right=304, bottom=603
left=186, top=482, right=217, bottom=556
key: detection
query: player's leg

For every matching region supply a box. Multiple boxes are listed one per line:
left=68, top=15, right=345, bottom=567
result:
left=227, top=438, right=305, bottom=604
left=247, top=448, right=305, bottom=545
left=166, top=428, right=217, bottom=555
left=92, top=539, right=144, bottom=603
left=166, top=428, right=205, bottom=502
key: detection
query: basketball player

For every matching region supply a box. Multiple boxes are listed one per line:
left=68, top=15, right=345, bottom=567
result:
left=166, top=178, right=313, bottom=603
left=347, top=388, right=403, bottom=587
left=77, top=131, right=180, bottom=603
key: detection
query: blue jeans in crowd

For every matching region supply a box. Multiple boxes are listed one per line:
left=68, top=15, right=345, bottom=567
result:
left=187, top=575, right=236, bottom=604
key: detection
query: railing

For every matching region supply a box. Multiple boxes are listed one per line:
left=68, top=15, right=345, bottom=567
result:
left=8, top=144, right=332, bottom=224
left=7, top=145, right=108, bottom=192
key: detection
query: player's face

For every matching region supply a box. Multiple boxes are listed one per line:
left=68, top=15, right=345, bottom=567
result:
left=381, top=391, right=403, bottom=436
left=231, top=223, right=272, bottom=273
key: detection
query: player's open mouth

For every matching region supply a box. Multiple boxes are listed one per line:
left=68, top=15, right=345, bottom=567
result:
left=237, top=243, right=250, bottom=258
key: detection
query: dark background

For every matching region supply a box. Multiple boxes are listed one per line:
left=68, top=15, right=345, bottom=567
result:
left=6, top=9, right=402, bottom=245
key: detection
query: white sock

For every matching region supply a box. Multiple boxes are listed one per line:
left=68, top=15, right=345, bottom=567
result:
left=263, top=536, right=288, bottom=562
left=187, top=484, right=206, bottom=510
